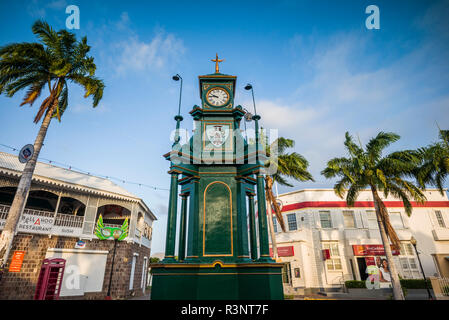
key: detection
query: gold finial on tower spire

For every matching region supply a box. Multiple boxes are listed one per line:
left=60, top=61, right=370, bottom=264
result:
left=211, top=53, right=224, bottom=73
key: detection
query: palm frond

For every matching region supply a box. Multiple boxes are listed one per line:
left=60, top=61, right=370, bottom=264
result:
left=0, top=20, right=104, bottom=123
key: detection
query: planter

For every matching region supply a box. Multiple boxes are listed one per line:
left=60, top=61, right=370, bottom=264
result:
left=346, top=288, right=435, bottom=300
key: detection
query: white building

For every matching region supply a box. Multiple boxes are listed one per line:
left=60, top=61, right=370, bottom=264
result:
left=271, top=189, right=449, bottom=294
left=0, top=151, right=157, bottom=299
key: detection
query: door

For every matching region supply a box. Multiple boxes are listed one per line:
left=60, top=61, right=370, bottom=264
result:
left=129, top=255, right=137, bottom=290
left=34, top=258, right=66, bottom=300
left=357, top=257, right=368, bottom=281
left=141, top=257, right=148, bottom=293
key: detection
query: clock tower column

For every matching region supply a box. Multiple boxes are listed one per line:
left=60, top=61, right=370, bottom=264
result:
left=151, top=57, right=284, bottom=300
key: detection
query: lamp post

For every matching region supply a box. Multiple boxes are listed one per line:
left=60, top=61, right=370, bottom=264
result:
left=244, top=84, right=257, bottom=116
left=410, top=236, right=433, bottom=300
left=94, top=215, right=128, bottom=300
left=106, top=229, right=123, bottom=300
left=244, top=83, right=260, bottom=158
left=172, top=74, right=183, bottom=145
left=244, top=83, right=277, bottom=261
left=172, top=74, right=183, bottom=117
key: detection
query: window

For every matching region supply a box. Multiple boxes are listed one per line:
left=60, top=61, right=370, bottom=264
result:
left=435, top=211, right=446, bottom=228
left=400, top=243, right=414, bottom=256
left=272, top=217, right=277, bottom=233
left=398, top=242, right=420, bottom=279
left=399, top=257, right=420, bottom=279
left=320, top=211, right=332, bottom=229
left=343, top=211, right=355, bottom=228
left=366, top=211, right=378, bottom=229
left=323, top=242, right=340, bottom=257
left=143, top=223, right=152, bottom=239
left=326, top=258, right=342, bottom=271
left=390, top=212, right=404, bottom=229
left=282, top=263, right=292, bottom=284
left=287, top=213, right=297, bottom=231
left=322, top=242, right=342, bottom=271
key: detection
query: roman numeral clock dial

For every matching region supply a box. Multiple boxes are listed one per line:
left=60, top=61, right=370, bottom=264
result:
left=206, top=88, right=229, bottom=107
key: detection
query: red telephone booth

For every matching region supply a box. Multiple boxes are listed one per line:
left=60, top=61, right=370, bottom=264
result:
left=34, top=258, right=66, bottom=300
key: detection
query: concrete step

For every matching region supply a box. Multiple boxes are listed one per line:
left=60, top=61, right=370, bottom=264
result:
left=318, top=291, right=348, bottom=298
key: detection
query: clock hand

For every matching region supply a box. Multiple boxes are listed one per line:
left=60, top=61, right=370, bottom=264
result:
left=210, top=94, right=218, bottom=98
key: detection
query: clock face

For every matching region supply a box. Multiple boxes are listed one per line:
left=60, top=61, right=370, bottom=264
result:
left=206, top=88, right=229, bottom=107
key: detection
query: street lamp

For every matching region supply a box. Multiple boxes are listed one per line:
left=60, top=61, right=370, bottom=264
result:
left=106, top=229, right=123, bottom=300
left=172, top=74, right=183, bottom=145
left=172, top=74, right=183, bottom=117
left=244, top=83, right=261, bottom=163
left=410, top=236, right=433, bottom=300
left=95, top=215, right=128, bottom=300
left=244, top=83, right=257, bottom=116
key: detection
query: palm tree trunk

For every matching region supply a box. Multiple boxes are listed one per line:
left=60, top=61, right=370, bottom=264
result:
left=265, top=195, right=278, bottom=260
left=0, top=99, right=56, bottom=267
left=370, top=187, right=404, bottom=300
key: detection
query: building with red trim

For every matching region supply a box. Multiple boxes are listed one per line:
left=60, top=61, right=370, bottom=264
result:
left=270, top=189, right=449, bottom=295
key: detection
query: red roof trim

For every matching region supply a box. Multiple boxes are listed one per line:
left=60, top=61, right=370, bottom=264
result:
left=281, top=201, right=449, bottom=212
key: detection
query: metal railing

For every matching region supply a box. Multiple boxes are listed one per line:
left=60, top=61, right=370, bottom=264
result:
left=338, top=274, right=354, bottom=293
left=54, top=214, right=84, bottom=228
left=23, top=208, right=54, bottom=217
left=0, top=204, right=54, bottom=219
left=439, top=277, right=449, bottom=296
left=0, top=204, right=8, bottom=219
left=0, top=204, right=84, bottom=229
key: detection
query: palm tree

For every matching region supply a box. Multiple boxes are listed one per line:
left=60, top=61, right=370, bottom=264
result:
left=321, top=131, right=426, bottom=300
left=263, top=136, right=314, bottom=259
left=415, top=129, right=449, bottom=194
left=0, top=20, right=104, bottom=267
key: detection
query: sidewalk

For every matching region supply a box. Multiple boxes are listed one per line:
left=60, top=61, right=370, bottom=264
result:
left=128, top=291, right=151, bottom=300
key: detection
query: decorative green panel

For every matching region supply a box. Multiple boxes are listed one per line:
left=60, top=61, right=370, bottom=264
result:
left=203, top=181, right=233, bottom=256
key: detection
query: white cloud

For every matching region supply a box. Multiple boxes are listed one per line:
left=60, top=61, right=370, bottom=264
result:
left=26, top=0, right=68, bottom=18
left=115, top=12, right=130, bottom=31
left=113, top=31, right=185, bottom=75
left=253, top=17, right=449, bottom=192
left=70, top=102, right=109, bottom=114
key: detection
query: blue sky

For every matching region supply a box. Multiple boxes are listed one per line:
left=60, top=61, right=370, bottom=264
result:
left=0, top=0, right=448, bottom=253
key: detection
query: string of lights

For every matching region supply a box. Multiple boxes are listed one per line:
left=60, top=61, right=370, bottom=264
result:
left=0, top=143, right=169, bottom=191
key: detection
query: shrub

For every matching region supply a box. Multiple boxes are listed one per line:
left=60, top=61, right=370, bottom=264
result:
left=345, top=279, right=428, bottom=290
left=399, top=279, right=428, bottom=289
left=345, top=280, right=366, bottom=288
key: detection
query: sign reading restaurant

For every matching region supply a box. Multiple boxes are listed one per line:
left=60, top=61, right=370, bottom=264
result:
left=0, top=212, right=82, bottom=237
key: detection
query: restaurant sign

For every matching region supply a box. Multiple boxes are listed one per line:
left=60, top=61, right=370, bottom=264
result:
left=0, top=213, right=82, bottom=237
left=352, top=244, right=400, bottom=256
left=0, top=213, right=54, bottom=235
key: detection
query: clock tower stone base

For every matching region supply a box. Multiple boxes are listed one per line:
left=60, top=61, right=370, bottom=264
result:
left=150, top=262, right=284, bottom=300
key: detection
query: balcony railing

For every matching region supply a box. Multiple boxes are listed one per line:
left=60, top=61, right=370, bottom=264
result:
left=0, top=204, right=142, bottom=244
left=0, top=204, right=55, bottom=219
left=54, top=214, right=84, bottom=228
left=439, top=278, right=449, bottom=296
left=0, top=204, right=83, bottom=230
left=0, top=204, right=8, bottom=219
left=23, top=208, right=54, bottom=217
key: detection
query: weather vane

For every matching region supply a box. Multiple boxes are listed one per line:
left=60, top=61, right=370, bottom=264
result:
left=211, top=53, right=224, bottom=73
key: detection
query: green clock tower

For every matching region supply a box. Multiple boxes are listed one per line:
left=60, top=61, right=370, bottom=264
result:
left=150, top=56, right=284, bottom=300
